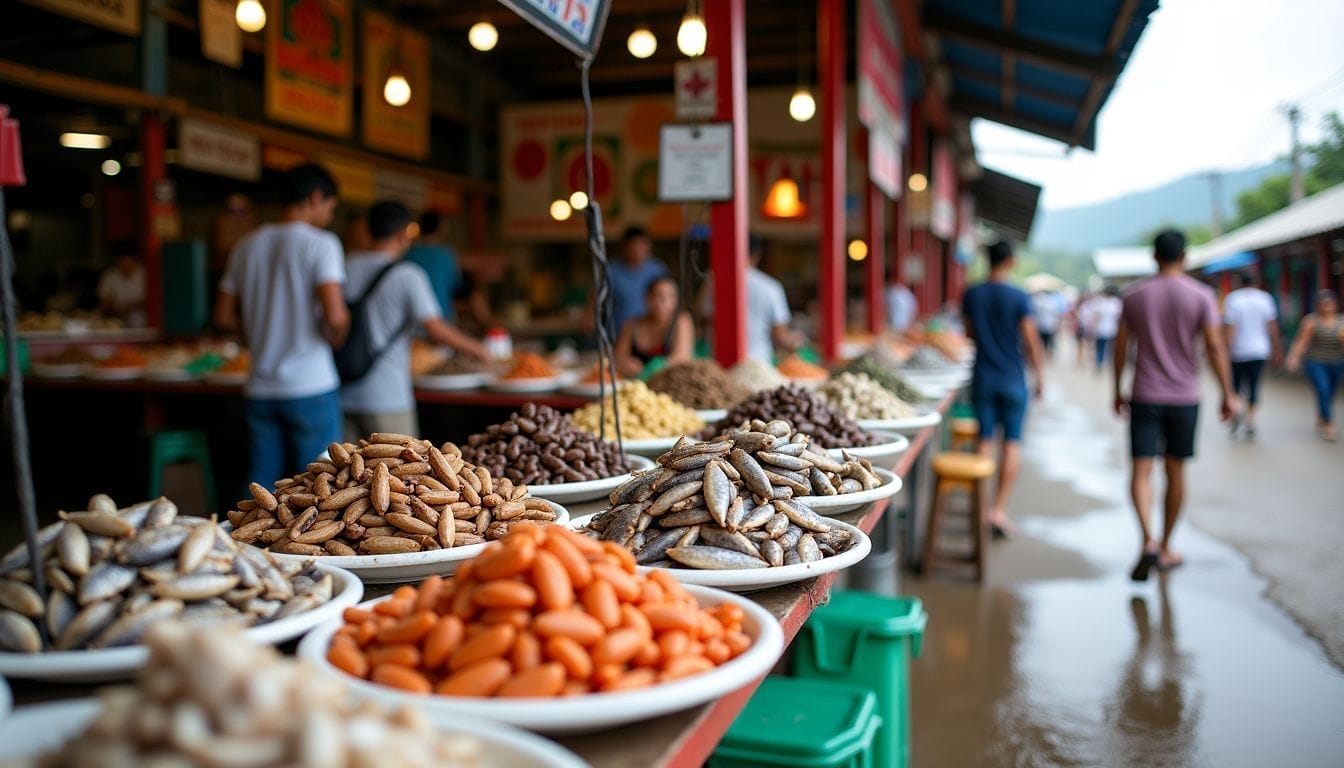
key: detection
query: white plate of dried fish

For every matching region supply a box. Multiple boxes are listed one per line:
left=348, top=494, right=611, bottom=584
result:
left=858, top=409, right=943, bottom=433
left=299, top=584, right=784, bottom=734
left=0, top=693, right=587, bottom=767
left=796, top=467, right=903, bottom=514
left=257, top=502, right=571, bottom=584
left=569, top=515, right=871, bottom=593
left=827, top=431, right=910, bottom=465
left=0, top=563, right=361, bottom=682
left=526, top=456, right=655, bottom=506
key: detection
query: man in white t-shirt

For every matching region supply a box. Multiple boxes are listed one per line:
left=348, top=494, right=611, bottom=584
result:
left=1087, top=286, right=1124, bottom=373
left=214, top=164, right=351, bottom=487
left=1223, top=271, right=1282, bottom=439
left=96, top=240, right=146, bottom=327
left=699, top=236, right=804, bottom=362
left=341, top=201, right=487, bottom=440
left=885, top=282, right=917, bottom=333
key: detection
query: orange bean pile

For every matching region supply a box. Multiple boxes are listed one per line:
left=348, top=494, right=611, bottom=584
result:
left=327, top=524, right=752, bottom=698
left=501, top=352, right=555, bottom=380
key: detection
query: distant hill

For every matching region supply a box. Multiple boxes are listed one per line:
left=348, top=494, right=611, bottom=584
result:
left=1029, top=160, right=1291, bottom=252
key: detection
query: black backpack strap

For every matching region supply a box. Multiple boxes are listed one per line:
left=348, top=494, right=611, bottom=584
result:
left=355, top=261, right=404, bottom=306
left=355, top=261, right=416, bottom=363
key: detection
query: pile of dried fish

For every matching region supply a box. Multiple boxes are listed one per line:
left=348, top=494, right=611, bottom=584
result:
left=227, top=433, right=557, bottom=557
left=0, top=495, right=337, bottom=654
left=581, top=419, right=876, bottom=570
left=10, top=623, right=485, bottom=768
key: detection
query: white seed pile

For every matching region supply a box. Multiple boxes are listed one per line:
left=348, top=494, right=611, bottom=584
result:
left=817, top=372, right=920, bottom=420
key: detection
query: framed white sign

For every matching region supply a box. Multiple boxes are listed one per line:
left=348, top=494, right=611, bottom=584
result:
left=657, top=123, right=733, bottom=202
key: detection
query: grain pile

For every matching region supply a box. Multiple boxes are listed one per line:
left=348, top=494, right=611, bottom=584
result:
left=728, top=358, right=789, bottom=394
left=647, top=359, right=751, bottom=410
left=817, top=372, right=920, bottom=420
left=569, top=381, right=705, bottom=440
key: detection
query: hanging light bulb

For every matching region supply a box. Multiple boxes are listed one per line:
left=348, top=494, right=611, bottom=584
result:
left=469, top=21, right=498, bottom=51
left=235, top=0, right=266, bottom=32
left=549, top=199, right=573, bottom=221
left=789, top=88, right=816, bottom=122
left=762, top=176, right=807, bottom=219
left=569, top=191, right=589, bottom=210
left=383, top=67, right=411, bottom=107
left=847, top=239, right=868, bottom=261
left=908, top=173, right=928, bottom=192
left=101, top=159, right=122, bottom=177
left=677, top=12, right=707, bottom=57
left=627, top=26, right=657, bottom=58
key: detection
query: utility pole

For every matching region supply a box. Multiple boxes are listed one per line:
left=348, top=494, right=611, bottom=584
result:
left=1282, top=103, right=1305, bottom=203
left=1204, top=170, right=1224, bottom=237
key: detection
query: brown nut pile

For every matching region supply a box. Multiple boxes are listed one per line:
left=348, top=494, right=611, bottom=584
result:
left=647, top=359, right=752, bottom=410
left=227, top=433, right=557, bottom=557
left=703, top=385, right=879, bottom=449
left=461, top=402, right=629, bottom=485
left=12, top=623, right=484, bottom=768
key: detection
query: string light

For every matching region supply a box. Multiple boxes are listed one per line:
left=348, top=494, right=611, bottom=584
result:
left=549, top=199, right=572, bottom=221
left=789, top=88, right=816, bottom=122
left=101, top=159, right=122, bottom=176
left=627, top=27, right=657, bottom=59
left=569, top=191, right=589, bottom=210
left=469, top=21, right=498, bottom=51
left=847, top=239, right=868, bottom=261
left=383, top=68, right=411, bottom=107
left=908, top=173, right=928, bottom=192
left=677, top=9, right=706, bottom=57
left=235, top=0, right=266, bottom=32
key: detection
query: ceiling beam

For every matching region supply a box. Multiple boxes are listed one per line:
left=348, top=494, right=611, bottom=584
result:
left=1071, top=0, right=1142, bottom=140
left=1001, top=0, right=1016, bottom=109
left=418, top=0, right=690, bottom=30
left=925, top=7, right=1120, bottom=80
left=949, top=65, right=1077, bottom=111
left=951, top=94, right=1079, bottom=147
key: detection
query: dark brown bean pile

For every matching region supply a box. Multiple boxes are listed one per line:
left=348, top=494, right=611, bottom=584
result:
left=647, top=359, right=752, bottom=409
left=463, top=403, right=630, bottom=485
left=703, top=385, right=880, bottom=449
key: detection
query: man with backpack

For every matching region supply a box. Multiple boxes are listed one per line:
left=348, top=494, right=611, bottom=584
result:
left=215, top=163, right=349, bottom=488
left=338, top=200, right=488, bottom=439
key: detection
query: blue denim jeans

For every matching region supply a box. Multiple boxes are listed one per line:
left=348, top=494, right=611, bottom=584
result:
left=244, top=390, right=342, bottom=489
left=1304, top=360, right=1344, bottom=424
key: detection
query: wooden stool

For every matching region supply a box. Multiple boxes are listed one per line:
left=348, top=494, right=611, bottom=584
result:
left=921, top=452, right=995, bottom=581
left=949, top=418, right=980, bottom=452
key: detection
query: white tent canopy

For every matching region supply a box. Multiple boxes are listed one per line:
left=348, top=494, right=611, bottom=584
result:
left=1186, top=183, right=1344, bottom=270
left=1093, top=247, right=1156, bottom=280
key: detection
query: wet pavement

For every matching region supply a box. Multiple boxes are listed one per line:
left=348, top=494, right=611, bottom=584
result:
left=893, top=347, right=1344, bottom=768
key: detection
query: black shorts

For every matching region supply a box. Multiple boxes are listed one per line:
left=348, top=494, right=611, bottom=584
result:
left=1130, top=402, right=1199, bottom=459
left=1231, top=359, right=1266, bottom=404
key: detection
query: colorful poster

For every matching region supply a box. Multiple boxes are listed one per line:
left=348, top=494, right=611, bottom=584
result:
left=21, top=0, right=140, bottom=35
left=362, top=10, right=430, bottom=159
left=857, top=0, right=903, bottom=142
left=266, top=0, right=353, bottom=137
left=500, top=88, right=869, bottom=242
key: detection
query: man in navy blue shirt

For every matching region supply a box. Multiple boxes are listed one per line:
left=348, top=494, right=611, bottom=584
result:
left=962, top=240, right=1046, bottom=537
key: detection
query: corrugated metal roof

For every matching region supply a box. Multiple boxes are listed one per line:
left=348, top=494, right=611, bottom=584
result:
left=926, top=0, right=1159, bottom=149
left=1185, top=183, right=1344, bottom=269
left=973, top=168, right=1042, bottom=242
left=1093, top=246, right=1156, bottom=278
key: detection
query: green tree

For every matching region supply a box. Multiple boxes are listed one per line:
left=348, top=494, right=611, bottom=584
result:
left=1231, top=110, right=1342, bottom=228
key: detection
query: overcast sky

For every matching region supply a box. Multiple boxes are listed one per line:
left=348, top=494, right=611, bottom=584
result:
left=971, top=0, right=1344, bottom=211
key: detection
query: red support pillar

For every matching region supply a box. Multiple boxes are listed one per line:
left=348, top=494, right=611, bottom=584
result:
left=866, top=174, right=885, bottom=335
left=468, top=192, right=487, bottom=250
left=140, top=113, right=165, bottom=330
left=891, top=176, right=908, bottom=325
left=707, top=0, right=748, bottom=365
left=818, top=0, right=846, bottom=363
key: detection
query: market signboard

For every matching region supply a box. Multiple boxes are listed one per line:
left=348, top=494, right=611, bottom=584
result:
left=930, top=141, right=956, bottom=240
left=266, top=0, right=354, bottom=137
left=500, top=89, right=869, bottom=241
left=179, top=118, right=261, bottom=181
left=497, top=0, right=612, bottom=60
left=200, top=0, right=242, bottom=68
left=857, top=0, right=903, bottom=199
left=21, top=0, right=140, bottom=35
left=362, top=10, right=430, bottom=160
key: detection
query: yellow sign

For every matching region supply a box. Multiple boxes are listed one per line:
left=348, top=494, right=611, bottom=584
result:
left=21, top=0, right=141, bottom=35
left=266, top=0, right=354, bottom=137
left=321, top=155, right=374, bottom=205
left=362, top=10, right=430, bottom=159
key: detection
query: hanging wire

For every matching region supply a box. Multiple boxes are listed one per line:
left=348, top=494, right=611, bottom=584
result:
left=0, top=186, right=50, bottom=645
left=580, top=57, right=622, bottom=448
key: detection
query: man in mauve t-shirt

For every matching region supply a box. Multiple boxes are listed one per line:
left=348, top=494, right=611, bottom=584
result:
left=1113, top=229, right=1237, bottom=582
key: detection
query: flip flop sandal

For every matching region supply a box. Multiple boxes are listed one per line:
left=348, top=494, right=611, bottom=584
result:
left=990, top=523, right=1010, bottom=540
left=1130, top=551, right=1159, bottom=582
left=1157, top=557, right=1185, bottom=572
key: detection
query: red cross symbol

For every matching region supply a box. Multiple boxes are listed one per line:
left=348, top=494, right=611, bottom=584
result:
left=682, top=69, right=711, bottom=97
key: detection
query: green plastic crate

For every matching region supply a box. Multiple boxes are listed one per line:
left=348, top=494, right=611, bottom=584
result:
left=791, top=592, right=927, bottom=768
left=709, top=676, right=882, bottom=768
